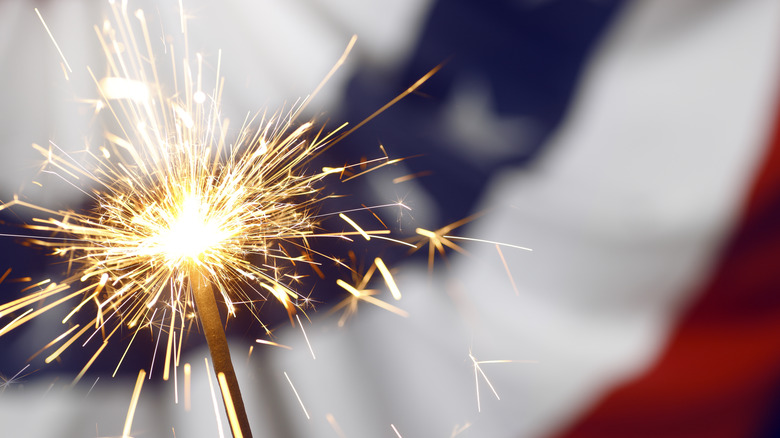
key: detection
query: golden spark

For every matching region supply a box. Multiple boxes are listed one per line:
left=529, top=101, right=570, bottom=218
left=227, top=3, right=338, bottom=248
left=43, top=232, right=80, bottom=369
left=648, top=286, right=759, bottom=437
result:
left=330, top=255, right=409, bottom=327
left=409, top=212, right=486, bottom=272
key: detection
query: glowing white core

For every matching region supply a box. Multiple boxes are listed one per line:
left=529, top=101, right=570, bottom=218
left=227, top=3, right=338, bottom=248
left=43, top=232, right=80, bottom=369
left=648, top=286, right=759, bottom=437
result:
left=158, top=195, right=224, bottom=262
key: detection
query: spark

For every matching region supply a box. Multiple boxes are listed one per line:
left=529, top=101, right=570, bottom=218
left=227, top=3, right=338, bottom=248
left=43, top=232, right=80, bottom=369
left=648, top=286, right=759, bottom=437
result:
left=255, top=338, right=293, bottom=350
left=148, top=310, right=167, bottom=379
left=332, top=269, right=409, bottom=327
left=339, top=156, right=406, bottom=183
left=284, top=371, right=310, bottom=420
left=34, top=8, right=72, bottom=73
left=122, top=369, right=146, bottom=438
left=332, top=63, right=443, bottom=145
left=409, top=211, right=532, bottom=276
left=43, top=381, right=56, bottom=399
left=331, top=253, right=408, bottom=326
left=206, top=358, right=226, bottom=438
left=391, top=424, right=403, bottom=438
left=326, top=413, right=348, bottom=438
left=87, top=376, right=101, bottom=397
left=468, top=350, right=538, bottom=412
left=27, top=323, right=81, bottom=363
left=450, top=423, right=472, bottom=437
left=0, top=268, right=12, bottom=285
left=0, top=308, right=34, bottom=337
left=19, top=278, right=51, bottom=293
left=409, top=213, right=485, bottom=272
left=392, top=170, right=433, bottom=184
left=495, top=244, right=519, bottom=296
left=173, top=339, right=179, bottom=404
left=184, top=362, right=192, bottom=411
left=0, top=363, right=31, bottom=393
left=470, top=351, right=499, bottom=413
left=73, top=340, right=109, bottom=386
left=374, top=257, right=401, bottom=300
left=339, top=213, right=371, bottom=241
left=218, top=372, right=245, bottom=438
left=310, top=202, right=410, bottom=220
left=444, top=236, right=533, bottom=252
left=296, top=314, right=316, bottom=360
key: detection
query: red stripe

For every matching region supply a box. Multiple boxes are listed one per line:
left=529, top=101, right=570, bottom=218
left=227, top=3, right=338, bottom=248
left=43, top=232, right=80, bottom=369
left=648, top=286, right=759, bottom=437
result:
left=552, top=96, right=780, bottom=436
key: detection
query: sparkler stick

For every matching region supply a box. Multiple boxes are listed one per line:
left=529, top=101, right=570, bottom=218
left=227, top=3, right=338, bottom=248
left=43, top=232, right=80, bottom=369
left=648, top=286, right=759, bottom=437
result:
left=191, top=266, right=252, bottom=438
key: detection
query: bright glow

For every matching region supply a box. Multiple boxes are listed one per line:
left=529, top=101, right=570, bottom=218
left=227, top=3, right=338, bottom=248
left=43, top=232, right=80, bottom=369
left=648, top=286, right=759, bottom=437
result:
left=100, top=77, right=150, bottom=102
left=153, top=194, right=228, bottom=263
left=194, top=90, right=206, bottom=104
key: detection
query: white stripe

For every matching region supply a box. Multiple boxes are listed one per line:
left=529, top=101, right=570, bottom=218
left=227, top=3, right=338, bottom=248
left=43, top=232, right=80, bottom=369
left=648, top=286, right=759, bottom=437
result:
left=460, top=0, right=780, bottom=435
left=266, top=0, right=780, bottom=436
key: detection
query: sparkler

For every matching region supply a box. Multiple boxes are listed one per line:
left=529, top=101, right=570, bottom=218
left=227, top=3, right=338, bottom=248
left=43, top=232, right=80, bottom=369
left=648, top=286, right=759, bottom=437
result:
left=0, top=2, right=439, bottom=436
left=409, top=213, right=486, bottom=272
